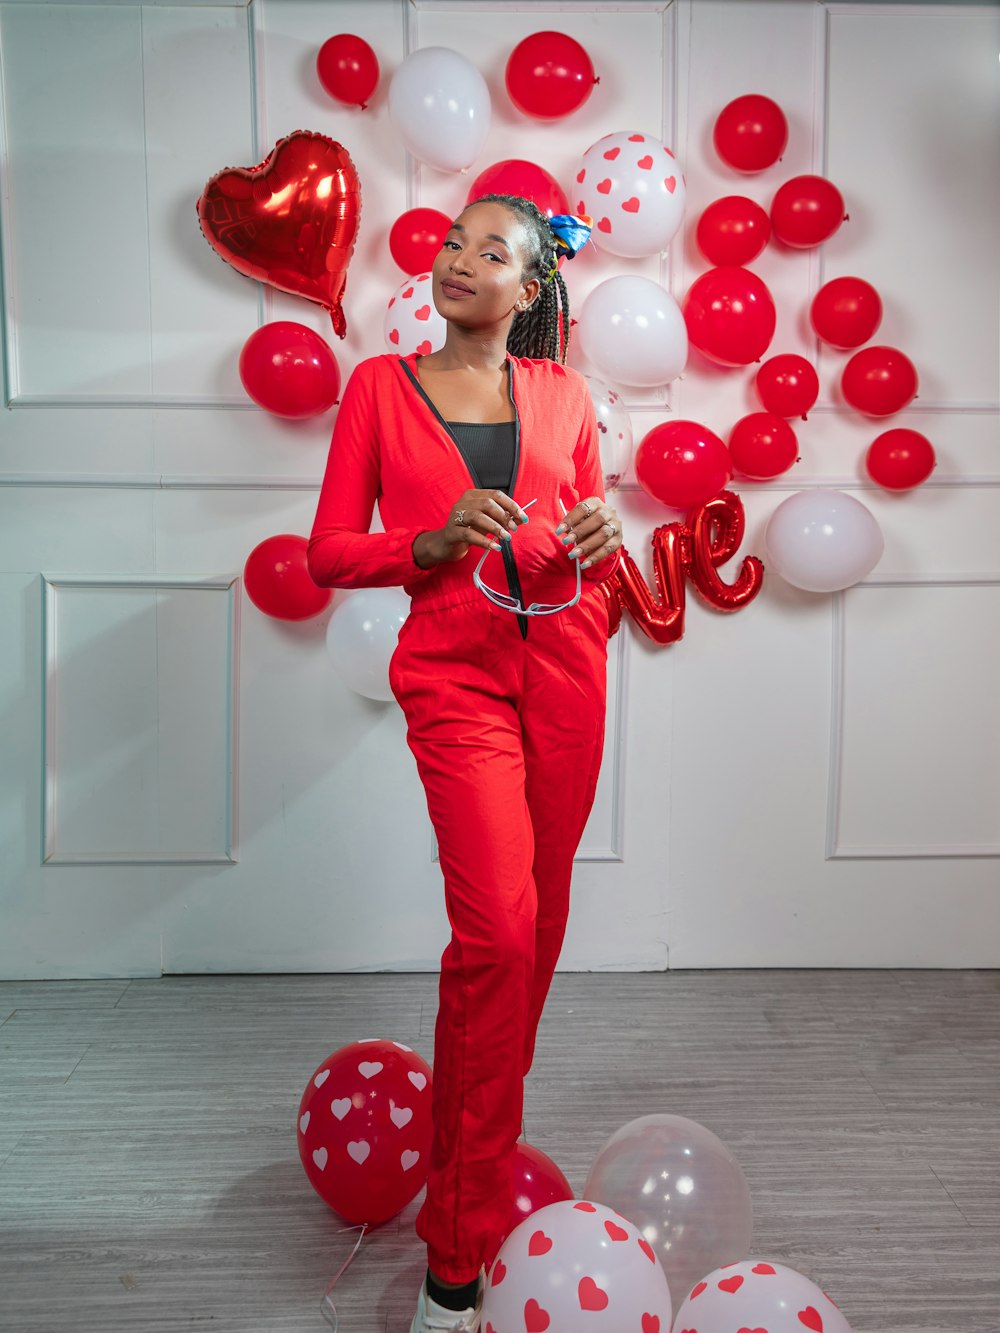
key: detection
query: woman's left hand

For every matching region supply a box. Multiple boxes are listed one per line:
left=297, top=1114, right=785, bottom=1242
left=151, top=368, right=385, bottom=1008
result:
left=555, top=497, right=623, bottom=570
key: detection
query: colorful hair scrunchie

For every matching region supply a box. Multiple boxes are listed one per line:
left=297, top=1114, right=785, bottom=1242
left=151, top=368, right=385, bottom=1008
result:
left=546, top=212, right=593, bottom=280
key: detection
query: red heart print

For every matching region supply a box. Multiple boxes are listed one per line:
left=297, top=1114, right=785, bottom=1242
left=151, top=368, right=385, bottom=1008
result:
left=416, top=340, right=432, bottom=355
left=664, top=146, right=675, bottom=157
left=415, top=305, right=431, bottom=321
left=622, top=198, right=641, bottom=213
left=528, top=1230, right=552, bottom=1257
left=577, top=201, right=586, bottom=214
left=578, top=1277, right=608, bottom=1311
left=738, top=1328, right=769, bottom=1333
left=596, top=179, right=612, bottom=195
left=638, top=1238, right=656, bottom=1264
left=664, top=177, right=677, bottom=193
left=798, top=1309, right=823, bottom=1332
left=402, top=287, right=414, bottom=299
left=752, top=1264, right=776, bottom=1275
left=641, top=1317, right=660, bottom=1333
left=597, top=218, right=611, bottom=233
left=576, top=169, right=586, bottom=183
left=524, top=1298, right=550, bottom=1332
left=719, top=1276, right=745, bottom=1294
left=388, top=329, right=399, bottom=344
left=604, top=1220, right=629, bottom=1242
left=388, top=296, right=396, bottom=308
left=573, top=1202, right=597, bottom=1212
left=417, top=273, right=429, bottom=281
left=629, top=134, right=645, bottom=142
left=689, top=1281, right=708, bottom=1299
left=491, top=1259, right=506, bottom=1287
left=637, top=155, right=654, bottom=169
left=603, top=146, right=621, bottom=160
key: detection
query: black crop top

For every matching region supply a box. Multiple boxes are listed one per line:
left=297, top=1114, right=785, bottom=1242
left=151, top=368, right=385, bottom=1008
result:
left=446, top=420, right=516, bottom=494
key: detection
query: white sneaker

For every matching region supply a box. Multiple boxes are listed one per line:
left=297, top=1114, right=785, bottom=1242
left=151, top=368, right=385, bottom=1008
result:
left=408, top=1273, right=483, bottom=1333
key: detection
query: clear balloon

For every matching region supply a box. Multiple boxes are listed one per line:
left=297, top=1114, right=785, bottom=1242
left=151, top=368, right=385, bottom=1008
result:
left=764, top=490, right=884, bottom=592
left=582, top=376, right=633, bottom=491
left=325, top=588, right=410, bottom=701
left=383, top=273, right=447, bottom=358
left=388, top=46, right=491, bottom=173
left=238, top=322, right=340, bottom=419
left=577, top=276, right=688, bottom=387
left=482, top=1199, right=673, bottom=1333
left=574, top=130, right=686, bottom=258
left=672, top=1257, right=853, bottom=1332
left=583, top=1114, right=752, bottom=1310
left=713, top=94, right=788, bottom=172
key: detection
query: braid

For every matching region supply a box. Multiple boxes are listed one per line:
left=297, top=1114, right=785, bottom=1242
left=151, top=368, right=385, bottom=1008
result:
left=468, top=192, right=572, bottom=364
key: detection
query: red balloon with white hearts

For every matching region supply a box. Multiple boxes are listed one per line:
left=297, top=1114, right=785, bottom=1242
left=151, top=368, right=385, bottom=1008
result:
left=296, top=1038, right=432, bottom=1225
left=482, top=1198, right=672, bottom=1333
left=383, top=272, right=447, bottom=357
left=672, top=1257, right=853, bottom=1332
left=574, top=130, right=686, bottom=258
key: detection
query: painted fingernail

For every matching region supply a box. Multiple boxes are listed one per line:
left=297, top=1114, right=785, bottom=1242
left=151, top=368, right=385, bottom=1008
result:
left=519, top=511, right=529, bottom=523
left=554, top=522, right=568, bottom=535
left=491, top=541, right=502, bottom=551
left=568, top=547, right=582, bottom=559
left=561, top=534, right=573, bottom=546
left=581, top=559, right=593, bottom=569
left=500, top=530, right=511, bottom=541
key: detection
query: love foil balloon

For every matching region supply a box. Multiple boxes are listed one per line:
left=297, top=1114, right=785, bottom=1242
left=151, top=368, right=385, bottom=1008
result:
left=196, top=131, right=361, bottom=338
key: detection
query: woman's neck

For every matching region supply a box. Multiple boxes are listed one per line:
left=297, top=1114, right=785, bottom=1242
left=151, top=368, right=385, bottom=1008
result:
left=424, top=324, right=510, bottom=373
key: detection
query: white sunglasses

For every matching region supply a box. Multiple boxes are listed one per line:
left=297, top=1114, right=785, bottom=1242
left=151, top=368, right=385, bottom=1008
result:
left=472, top=498, right=582, bottom=617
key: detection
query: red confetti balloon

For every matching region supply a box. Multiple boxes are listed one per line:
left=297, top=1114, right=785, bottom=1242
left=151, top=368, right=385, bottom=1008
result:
left=316, top=33, right=379, bottom=109
left=505, top=31, right=598, bottom=119
left=244, top=534, right=332, bottom=622
left=770, top=175, right=847, bottom=249
left=728, top=412, right=799, bottom=480
left=635, top=421, right=734, bottom=511
left=389, top=207, right=452, bottom=275
left=683, top=266, right=777, bottom=367
left=466, top=159, right=569, bottom=219
left=695, top=196, right=771, bottom=266
left=842, top=345, right=919, bottom=417
left=238, top=322, right=340, bottom=420
left=296, top=1040, right=433, bottom=1225
left=865, top=428, right=936, bottom=490
left=755, top=354, right=820, bottom=419
left=810, top=275, right=883, bottom=349
left=713, top=94, right=788, bottom=172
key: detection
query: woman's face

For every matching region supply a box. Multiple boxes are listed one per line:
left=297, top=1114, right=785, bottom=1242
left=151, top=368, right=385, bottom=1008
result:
left=431, top=201, right=539, bottom=330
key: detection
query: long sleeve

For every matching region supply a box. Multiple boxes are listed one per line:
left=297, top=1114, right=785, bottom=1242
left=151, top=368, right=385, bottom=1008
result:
left=572, top=379, right=622, bottom=584
left=307, top=360, right=437, bottom=589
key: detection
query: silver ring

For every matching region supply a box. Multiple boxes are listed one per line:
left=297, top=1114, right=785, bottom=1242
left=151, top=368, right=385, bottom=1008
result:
left=604, top=521, right=616, bottom=538
left=581, top=500, right=594, bottom=518
left=454, top=510, right=467, bottom=527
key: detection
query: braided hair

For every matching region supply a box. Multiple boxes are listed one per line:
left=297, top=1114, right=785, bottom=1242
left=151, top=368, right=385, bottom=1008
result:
left=466, top=193, right=571, bottom=365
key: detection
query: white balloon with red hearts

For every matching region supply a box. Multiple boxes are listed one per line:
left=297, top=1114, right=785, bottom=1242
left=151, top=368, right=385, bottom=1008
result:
left=573, top=130, right=687, bottom=258
left=481, top=1199, right=672, bottom=1333
left=383, top=272, right=447, bottom=356
left=672, top=1257, right=853, bottom=1333
left=582, top=375, right=633, bottom=492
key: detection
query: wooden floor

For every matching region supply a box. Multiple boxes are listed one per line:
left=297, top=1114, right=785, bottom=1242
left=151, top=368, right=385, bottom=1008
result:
left=1, top=970, right=998, bottom=1332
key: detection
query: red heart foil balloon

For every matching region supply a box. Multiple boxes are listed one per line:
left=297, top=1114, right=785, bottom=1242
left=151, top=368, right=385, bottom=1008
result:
left=196, top=131, right=361, bottom=338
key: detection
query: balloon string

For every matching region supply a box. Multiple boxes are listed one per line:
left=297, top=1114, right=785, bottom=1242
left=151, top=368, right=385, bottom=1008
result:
left=319, top=1222, right=368, bottom=1330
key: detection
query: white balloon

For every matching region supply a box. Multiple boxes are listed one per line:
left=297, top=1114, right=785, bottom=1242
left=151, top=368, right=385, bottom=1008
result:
left=388, top=47, right=491, bottom=173
left=764, top=490, right=884, bottom=593
left=577, top=276, right=688, bottom=387
left=325, top=588, right=410, bottom=702
left=582, top=375, right=633, bottom=491
left=383, top=272, right=447, bottom=357
left=672, top=1257, right=853, bottom=1332
left=573, top=130, right=686, bottom=258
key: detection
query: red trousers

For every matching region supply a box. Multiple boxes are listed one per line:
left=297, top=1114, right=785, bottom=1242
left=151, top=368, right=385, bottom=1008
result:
left=389, top=591, right=609, bottom=1284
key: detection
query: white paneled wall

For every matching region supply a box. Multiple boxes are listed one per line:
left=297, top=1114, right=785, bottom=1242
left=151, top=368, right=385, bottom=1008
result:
left=0, top=0, right=997, bottom=978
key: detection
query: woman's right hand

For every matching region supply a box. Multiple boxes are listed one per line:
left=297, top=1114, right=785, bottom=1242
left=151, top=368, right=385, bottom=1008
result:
left=413, top=489, right=530, bottom=568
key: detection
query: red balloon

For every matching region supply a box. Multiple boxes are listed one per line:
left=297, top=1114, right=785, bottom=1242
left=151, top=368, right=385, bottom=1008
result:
left=466, top=159, right=569, bottom=219
left=713, top=94, right=788, bottom=172
left=509, top=1143, right=574, bottom=1230
left=842, top=345, right=918, bottom=416
left=865, top=428, right=936, bottom=490
left=754, top=354, right=820, bottom=419
left=239, top=322, right=340, bottom=419
left=728, top=412, right=799, bottom=480
left=810, top=275, right=883, bottom=349
left=770, top=175, right=846, bottom=249
left=244, top=534, right=332, bottom=622
left=316, top=33, right=379, bottom=109
left=197, top=132, right=361, bottom=338
left=389, top=207, right=452, bottom=274
left=683, top=266, right=777, bottom=367
left=635, top=420, right=733, bottom=510
left=505, top=31, right=598, bottom=119
left=696, top=196, right=771, bottom=266
left=296, top=1040, right=433, bottom=1225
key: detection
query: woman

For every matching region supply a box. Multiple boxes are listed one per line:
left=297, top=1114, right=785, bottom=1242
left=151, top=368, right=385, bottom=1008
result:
left=308, top=193, right=623, bottom=1333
